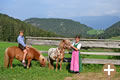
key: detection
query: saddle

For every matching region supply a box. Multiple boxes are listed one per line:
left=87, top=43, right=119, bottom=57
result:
left=18, top=44, right=26, bottom=51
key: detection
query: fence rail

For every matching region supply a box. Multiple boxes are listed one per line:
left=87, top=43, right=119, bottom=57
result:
left=26, top=36, right=120, bottom=65
left=26, top=37, right=120, bottom=49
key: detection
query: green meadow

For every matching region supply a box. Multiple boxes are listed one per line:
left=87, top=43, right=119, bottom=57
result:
left=0, top=41, right=120, bottom=80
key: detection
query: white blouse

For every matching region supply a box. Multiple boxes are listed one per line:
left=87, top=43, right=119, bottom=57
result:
left=72, top=42, right=81, bottom=50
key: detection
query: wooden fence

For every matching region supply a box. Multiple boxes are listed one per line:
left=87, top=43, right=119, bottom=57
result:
left=26, top=36, right=120, bottom=65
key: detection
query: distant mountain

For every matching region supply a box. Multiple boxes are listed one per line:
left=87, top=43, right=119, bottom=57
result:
left=72, top=16, right=120, bottom=29
left=0, top=13, right=58, bottom=42
left=25, top=18, right=93, bottom=37
left=99, top=21, right=120, bottom=39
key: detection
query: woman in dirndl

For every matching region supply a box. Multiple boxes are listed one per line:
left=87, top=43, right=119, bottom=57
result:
left=70, top=35, right=82, bottom=73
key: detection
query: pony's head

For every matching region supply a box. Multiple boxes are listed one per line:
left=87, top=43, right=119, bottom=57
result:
left=28, top=47, right=47, bottom=67
left=59, top=39, right=71, bottom=50
left=39, top=54, right=47, bottom=67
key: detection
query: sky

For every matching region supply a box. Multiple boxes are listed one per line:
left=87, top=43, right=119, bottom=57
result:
left=0, top=0, right=120, bottom=20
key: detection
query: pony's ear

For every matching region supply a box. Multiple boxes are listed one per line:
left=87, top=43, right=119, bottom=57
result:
left=59, top=40, right=65, bottom=48
left=62, top=39, right=65, bottom=42
left=42, top=59, right=44, bottom=62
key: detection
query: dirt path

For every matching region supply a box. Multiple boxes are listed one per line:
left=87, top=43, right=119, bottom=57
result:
left=65, top=72, right=120, bottom=80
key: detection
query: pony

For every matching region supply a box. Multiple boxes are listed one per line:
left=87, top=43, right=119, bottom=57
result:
left=4, top=46, right=46, bottom=69
left=48, top=39, right=71, bottom=71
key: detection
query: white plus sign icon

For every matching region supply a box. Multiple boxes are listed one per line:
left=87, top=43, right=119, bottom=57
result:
left=102, top=63, right=116, bottom=77
left=104, top=65, right=114, bottom=75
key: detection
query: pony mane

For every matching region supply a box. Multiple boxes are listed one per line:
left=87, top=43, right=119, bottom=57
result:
left=58, top=40, right=64, bottom=49
left=29, top=47, right=41, bottom=55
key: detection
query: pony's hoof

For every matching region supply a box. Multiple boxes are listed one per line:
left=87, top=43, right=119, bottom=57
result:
left=52, top=67, right=54, bottom=70
left=60, top=69, right=62, bottom=72
left=29, top=67, right=31, bottom=70
left=10, top=67, right=13, bottom=69
left=56, top=69, right=58, bottom=72
left=27, top=66, right=29, bottom=69
left=49, top=67, right=51, bottom=70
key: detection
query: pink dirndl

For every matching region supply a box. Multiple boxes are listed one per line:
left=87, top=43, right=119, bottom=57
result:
left=70, top=50, right=79, bottom=72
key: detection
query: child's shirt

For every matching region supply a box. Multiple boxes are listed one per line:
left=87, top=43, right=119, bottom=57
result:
left=72, top=42, right=81, bottom=50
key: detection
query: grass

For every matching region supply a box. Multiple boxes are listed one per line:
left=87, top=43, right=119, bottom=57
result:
left=87, top=29, right=104, bottom=35
left=0, top=42, right=72, bottom=80
left=110, top=36, right=120, bottom=40
left=0, top=63, right=72, bottom=80
left=0, top=41, right=120, bottom=80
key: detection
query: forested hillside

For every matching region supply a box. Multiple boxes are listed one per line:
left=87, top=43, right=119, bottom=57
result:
left=0, top=14, right=58, bottom=42
left=99, top=21, right=120, bottom=39
left=25, top=18, right=93, bottom=37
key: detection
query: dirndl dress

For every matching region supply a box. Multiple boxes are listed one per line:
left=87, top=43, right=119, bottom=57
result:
left=70, top=42, right=82, bottom=72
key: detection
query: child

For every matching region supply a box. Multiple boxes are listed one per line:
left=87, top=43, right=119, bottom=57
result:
left=70, top=35, right=82, bottom=73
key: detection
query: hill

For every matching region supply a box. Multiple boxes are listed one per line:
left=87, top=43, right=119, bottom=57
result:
left=72, top=16, right=120, bottom=29
left=25, top=18, right=93, bottom=37
left=0, top=13, right=58, bottom=42
left=99, top=21, right=120, bottom=39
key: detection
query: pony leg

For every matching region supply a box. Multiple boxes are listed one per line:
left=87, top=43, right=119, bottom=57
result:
left=48, top=60, right=53, bottom=70
left=9, top=58, right=13, bottom=69
left=27, top=59, right=31, bottom=69
left=56, top=58, right=59, bottom=71
left=60, top=59, right=63, bottom=71
left=48, top=58, right=54, bottom=70
left=51, top=60, right=54, bottom=70
left=48, top=57, right=52, bottom=69
left=48, top=61, right=51, bottom=69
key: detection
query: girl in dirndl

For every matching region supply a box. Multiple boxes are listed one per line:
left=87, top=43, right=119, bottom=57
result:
left=70, top=35, right=82, bottom=73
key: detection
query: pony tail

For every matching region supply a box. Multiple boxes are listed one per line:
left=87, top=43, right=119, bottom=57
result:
left=4, top=48, right=9, bottom=68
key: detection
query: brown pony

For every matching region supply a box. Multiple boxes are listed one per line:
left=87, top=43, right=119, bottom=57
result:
left=4, top=46, right=46, bottom=68
left=48, top=39, right=71, bottom=71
